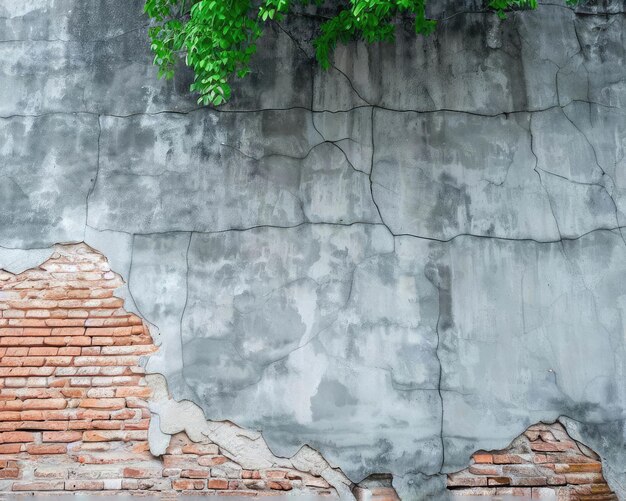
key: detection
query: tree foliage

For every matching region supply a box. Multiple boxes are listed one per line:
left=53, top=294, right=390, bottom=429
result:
left=144, top=0, right=580, bottom=106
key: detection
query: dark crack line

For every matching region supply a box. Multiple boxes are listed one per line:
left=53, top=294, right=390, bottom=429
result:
left=559, top=105, right=626, bottom=249
left=84, top=114, right=102, bottom=240
left=0, top=100, right=620, bottom=122
left=82, top=220, right=626, bottom=245
left=369, top=108, right=387, bottom=228
left=179, top=232, right=193, bottom=381
left=423, top=272, right=446, bottom=475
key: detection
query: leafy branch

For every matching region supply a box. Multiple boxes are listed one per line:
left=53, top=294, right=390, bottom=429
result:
left=145, top=0, right=581, bottom=106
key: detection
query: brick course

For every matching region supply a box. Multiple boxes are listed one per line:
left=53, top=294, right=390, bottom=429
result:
left=0, top=244, right=336, bottom=497
left=447, top=422, right=617, bottom=500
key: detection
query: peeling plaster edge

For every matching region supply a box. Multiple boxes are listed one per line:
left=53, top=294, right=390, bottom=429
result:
left=145, top=373, right=356, bottom=500
left=558, top=416, right=626, bottom=500
left=444, top=416, right=624, bottom=500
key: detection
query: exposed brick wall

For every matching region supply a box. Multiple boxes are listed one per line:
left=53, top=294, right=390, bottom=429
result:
left=0, top=244, right=336, bottom=496
left=447, top=422, right=616, bottom=500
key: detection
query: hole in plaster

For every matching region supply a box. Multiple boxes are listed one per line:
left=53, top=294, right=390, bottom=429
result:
left=447, top=421, right=617, bottom=500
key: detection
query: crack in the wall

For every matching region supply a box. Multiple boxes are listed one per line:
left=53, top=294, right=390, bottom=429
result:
left=84, top=114, right=102, bottom=240
left=0, top=99, right=620, bottom=120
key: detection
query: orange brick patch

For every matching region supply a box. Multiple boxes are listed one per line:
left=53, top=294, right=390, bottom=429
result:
left=0, top=244, right=337, bottom=497
left=447, top=422, right=617, bottom=500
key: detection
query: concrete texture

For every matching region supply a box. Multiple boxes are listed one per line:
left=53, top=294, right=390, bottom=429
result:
left=1, top=0, right=626, bottom=499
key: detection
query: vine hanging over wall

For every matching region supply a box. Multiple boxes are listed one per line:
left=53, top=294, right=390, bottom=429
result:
left=144, top=0, right=580, bottom=106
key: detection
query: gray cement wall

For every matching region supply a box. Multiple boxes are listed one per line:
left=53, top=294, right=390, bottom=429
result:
left=1, top=0, right=626, bottom=498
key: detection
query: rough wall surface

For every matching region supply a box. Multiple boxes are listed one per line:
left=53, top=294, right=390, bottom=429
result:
left=1, top=0, right=626, bottom=499
left=0, top=244, right=338, bottom=496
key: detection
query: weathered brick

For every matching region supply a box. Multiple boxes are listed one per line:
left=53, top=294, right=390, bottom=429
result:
left=65, top=480, right=105, bottom=490
left=208, top=478, right=229, bottom=490
left=492, top=454, right=525, bottom=464
left=74, top=355, right=139, bottom=367
left=115, top=386, right=151, bottom=398
left=173, top=479, right=205, bottom=490
left=79, top=398, right=125, bottom=409
left=91, top=420, right=123, bottom=430
left=0, top=469, right=20, bottom=479
left=181, top=469, right=209, bottom=479
left=447, top=473, right=488, bottom=487
left=198, top=455, right=228, bottom=467
left=51, top=327, right=85, bottom=336
left=42, top=431, right=82, bottom=443
left=267, top=480, right=293, bottom=491
left=0, top=337, right=43, bottom=346
left=22, top=398, right=67, bottom=410
left=0, top=444, right=21, bottom=454
left=58, top=347, right=81, bottom=356
left=564, top=473, right=605, bottom=484
left=163, top=455, right=200, bottom=469
left=0, top=431, right=35, bottom=443
left=180, top=442, right=219, bottom=455
left=12, top=481, right=65, bottom=491
left=25, top=444, right=67, bottom=454
left=86, top=388, right=115, bottom=398
left=554, top=463, right=602, bottom=473
left=83, top=430, right=147, bottom=442
left=487, top=477, right=511, bottom=486
left=123, top=467, right=163, bottom=478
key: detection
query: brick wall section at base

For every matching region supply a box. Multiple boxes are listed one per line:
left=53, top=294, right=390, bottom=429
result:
left=447, top=422, right=617, bottom=501
left=0, top=244, right=336, bottom=497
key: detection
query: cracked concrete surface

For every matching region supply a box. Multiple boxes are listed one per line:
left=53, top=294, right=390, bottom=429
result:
left=2, top=0, right=626, bottom=499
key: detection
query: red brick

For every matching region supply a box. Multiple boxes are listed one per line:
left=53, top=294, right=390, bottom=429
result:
left=79, top=398, right=125, bottom=409
left=198, top=455, right=228, bottom=467
left=208, top=478, right=229, bottom=490
left=25, top=444, right=67, bottom=454
left=123, top=467, right=161, bottom=478
left=469, top=465, right=500, bottom=475
left=0, top=431, right=34, bottom=443
left=493, top=454, right=525, bottom=464
left=42, top=431, right=82, bottom=442
left=0, top=412, right=21, bottom=421
left=19, top=421, right=68, bottom=431
left=65, top=480, right=104, bottom=490
left=5, top=348, right=28, bottom=356
left=0, top=468, right=20, bottom=479
left=163, top=455, right=200, bottom=469
left=0, top=337, right=43, bottom=346
left=115, top=386, right=151, bottom=398
left=0, top=444, right=21, bottom=453
left=447, top=474, right=488, bottom=487
left=51, top=327, right=85, bottom=336
left=267, top=480, right=293, bottom=491
left=83, top=430, right=147, bottom=442
left=58, top=347, right=81, bottom=356
left=564, top=473, right=605, bottom=484
left=91, top=420, right=123, bottom=430
left=181, top=469, right=209, bottom=479
left=22, top=398, right=67, bottom=410
left=173, top=479, right=205, bottom=490
left=554, top=463, right=602, bottom=473
left=12, top=481, right=65, bottom=491
left=488, top=476, right=512, bottom=486
left=530, top=441, right=575, bottom=452
left=181, top=442, right=219, bottom=455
